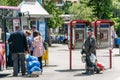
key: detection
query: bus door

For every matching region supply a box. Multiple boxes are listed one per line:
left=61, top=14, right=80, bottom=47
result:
left=0, top=6, right=20, bottom=69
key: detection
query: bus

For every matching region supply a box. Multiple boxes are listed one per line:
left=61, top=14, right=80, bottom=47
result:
left=0, top=6, right=20, bottom=70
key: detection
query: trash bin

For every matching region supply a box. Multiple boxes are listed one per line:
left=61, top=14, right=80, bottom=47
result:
left=42, top=42, right=48, bottom=66
left=116, top=38, right=120, bottom=45
left=114, top=38, right=119, bottom=48
left=116, top=38, right=120, bottom=54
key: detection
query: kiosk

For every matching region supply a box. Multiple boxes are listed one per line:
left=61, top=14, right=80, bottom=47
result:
left=68, top=20, right=91, bottom=49
left=92, top=20, right=116, bottom=48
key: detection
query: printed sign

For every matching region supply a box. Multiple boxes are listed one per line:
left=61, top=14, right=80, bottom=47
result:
left=39, top=22, right=45, bottom=40
left=13, top=19, right=20, bottom=31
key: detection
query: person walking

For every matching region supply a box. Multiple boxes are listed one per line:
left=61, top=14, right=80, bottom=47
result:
left=6, top=28, right=13, bottom=67
left=29, top=25, right=38, bottom=55
left=82, top=28, right=96, bottom=75
left=8, top=26, right=28, bottom=76
left=25, top=30, right=32, bottom=54
left=32, top=31, right=45, bottom=73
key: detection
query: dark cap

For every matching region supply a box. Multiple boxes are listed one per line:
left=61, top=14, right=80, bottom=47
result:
left=88, top=28, right=93, bottom=32
left=32, top=25, right=37, bottom=28
left=15, top=26, right=20, bottom=28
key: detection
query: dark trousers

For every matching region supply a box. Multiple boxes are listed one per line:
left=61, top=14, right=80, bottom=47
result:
left=38, top=56, right=43, bottom=72
left=86, top=55, right=93, bottom=68
left=12, top=53, right=26, bottom=75
left=30, top=51, right=33, bottom=56
left=7, top=52, right=13, bottom=67
left=0, top=61, right=1, bottom=71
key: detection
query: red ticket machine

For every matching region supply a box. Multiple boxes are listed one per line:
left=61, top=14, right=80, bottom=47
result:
left=92, top=20, right=116, bottom=48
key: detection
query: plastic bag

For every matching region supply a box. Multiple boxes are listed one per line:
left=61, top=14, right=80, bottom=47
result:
left=89, top=53, right=96, bottom=64
left=27, top=60, right=40, bottom=70
left=28, top=66, right=41, bottom=74
left=26, top=54, right=38, bottom=62
left=81, top=54, right=86, bottom=63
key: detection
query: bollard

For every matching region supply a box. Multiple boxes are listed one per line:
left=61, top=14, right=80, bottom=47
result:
left=109, top=49, right=112, bottom=69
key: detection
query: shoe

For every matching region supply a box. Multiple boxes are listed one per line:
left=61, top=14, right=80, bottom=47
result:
left=22, top=74, right=25, bottom=76
left=82, top=72, right=91, bottom=75
left=90, top=69, right=94, bottom=75
left=90, top=71, right=94, bottom=75
left=13, top=74, right=18, bottom=77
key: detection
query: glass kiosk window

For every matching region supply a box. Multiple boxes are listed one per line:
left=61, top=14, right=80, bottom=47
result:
left=75, top=24, right=85, bottom=41
left=99, top=24, right=109, bottom=41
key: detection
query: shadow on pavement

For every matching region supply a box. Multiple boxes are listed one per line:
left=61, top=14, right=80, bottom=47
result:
left=74, top=72, right=103, bottom=76
left=57, top=49, right=69, bottom=51
left=55, top=69, right=85, bottom=72
left=43, top=65, right=58, bottom=67
left=0, top=73, right=11, bottom=78
left=74, top=73, right=92, bottom=76
left=49, top=45, right=59, bottom=48
left=114, top=54, right=120, bottom=57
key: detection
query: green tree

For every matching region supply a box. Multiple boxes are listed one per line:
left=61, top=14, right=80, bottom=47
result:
left=44, top=0, right=64, bottom=46
left=6, top=0, right=22, bottom=6
left=68, top=0, right=94, bottom=21
left=87, top=0, right=113, bottom=19
left=112, top=0, right=120, bottom=37
left=44, top=0, right=64, bottom=29
left=62, top=1, right=72, bottom=14
left=0, top=0, right=8, bottom=5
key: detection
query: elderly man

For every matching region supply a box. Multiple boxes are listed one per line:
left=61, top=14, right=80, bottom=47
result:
left=8, top=26, right=28, bottom=76
left=82, top=28, right=96, bottom=75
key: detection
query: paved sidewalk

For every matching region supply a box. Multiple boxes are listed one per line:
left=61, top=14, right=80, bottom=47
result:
left=0, top=44, right=120, bottom=80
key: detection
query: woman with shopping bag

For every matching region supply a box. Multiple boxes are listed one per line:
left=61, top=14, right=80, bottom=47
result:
left=32, top=31, right=45, bottom=73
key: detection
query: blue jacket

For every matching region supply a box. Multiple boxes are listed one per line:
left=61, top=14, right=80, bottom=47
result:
left=8, top=31, right=28, bottom=53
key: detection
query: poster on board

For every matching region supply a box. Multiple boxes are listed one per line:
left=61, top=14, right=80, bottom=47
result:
left=13, top=19, right=20, bottom=31
left=39, top=22, right=45, bottom=40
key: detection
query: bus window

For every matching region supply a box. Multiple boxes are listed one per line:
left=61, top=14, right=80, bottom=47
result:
left=0, top=6, right=20, bottom=42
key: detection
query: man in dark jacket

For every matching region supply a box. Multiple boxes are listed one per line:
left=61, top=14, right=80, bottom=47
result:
left=82, top=28, right=96, bottom=75
left=8, top=26, right=28, bottom=76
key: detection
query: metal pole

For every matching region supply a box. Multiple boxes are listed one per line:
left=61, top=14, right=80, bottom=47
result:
left=69, top=21, right=72, bottom=70
left=109, top=49, right=112, bottom=69
left=3, top=17, right=7, bottom=69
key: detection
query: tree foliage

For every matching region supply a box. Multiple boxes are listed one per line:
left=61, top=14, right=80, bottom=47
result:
left=68, top=1, right=94, bottom=21
left=0, top=0, right=7, bottom=5
left=87, top=0, right=113, bottom=19
left=0, top=0, right=22, bottom=6
left=6, top=0, right=22, bottom=6
left=62, top=1, right=72, bottom=14
left=44, top=0, right=64, bottom=29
